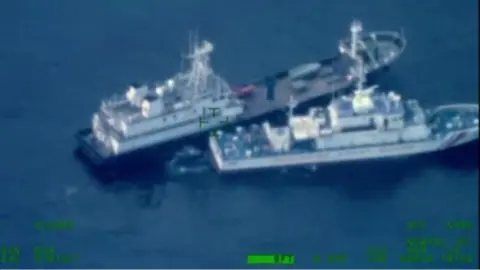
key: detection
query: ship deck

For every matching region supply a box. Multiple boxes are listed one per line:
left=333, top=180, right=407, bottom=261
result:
left=212, top=124, right=321, bottom=162
left=237, top=55, right=351, bottom=121
left=76, top=29, right=407, bottom=166
left=428, top=104, right=479, bottom=135
left=211, top=104, right=479, bottom=163
left=75, top=129, right=114, bottom=164
left=236, top=30, right=407, bottom=121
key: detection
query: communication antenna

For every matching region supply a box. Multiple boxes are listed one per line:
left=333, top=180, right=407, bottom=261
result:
left=185, top=34, right=214, bottom=100
left=349, top=20, right=363, bottom=60
left=287, top=95, right=298, bottom=120
left=355, top=53, right=366, bottom=91
left=348, top=20, right=368, bottom=92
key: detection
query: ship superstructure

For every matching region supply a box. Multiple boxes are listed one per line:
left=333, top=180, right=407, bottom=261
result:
left=209, top=51, right=478, bottom=172
left=83, top=39, right=243, bottom=161
left=236, top=20, right=407, bottom=121
left=76, top=20, right=407, bottom=168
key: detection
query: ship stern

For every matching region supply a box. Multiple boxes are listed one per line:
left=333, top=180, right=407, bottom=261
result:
left=74, top=128, right=114, bottom=168
left=432, top=104, right=479, bottom=149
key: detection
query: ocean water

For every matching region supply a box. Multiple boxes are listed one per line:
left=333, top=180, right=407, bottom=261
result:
left=0, top=0, right=478, bottom=268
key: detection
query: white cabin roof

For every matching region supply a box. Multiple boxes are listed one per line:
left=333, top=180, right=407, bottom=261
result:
left=289, top=116, right=320, bottom=140
left=329, top=90, right=405, bottom=118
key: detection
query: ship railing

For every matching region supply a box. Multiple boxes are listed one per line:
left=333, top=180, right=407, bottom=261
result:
left=405, top=100, right=426, bottom=124
left=103, top=94, right=129, bottom=108
left=100, top=103, right=113, bottom=118
left=431, top=104, right=479, bottom=115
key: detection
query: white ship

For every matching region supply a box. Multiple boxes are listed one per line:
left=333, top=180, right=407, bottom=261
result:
left=75, top=20, right=407, bottom=169
left=77, top=38, right=244, bottom=165
left=209, top=52, right=479, bottom=173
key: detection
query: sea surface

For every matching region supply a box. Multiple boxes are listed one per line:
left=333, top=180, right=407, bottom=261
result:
left=0, top=0, right=478, bottom=268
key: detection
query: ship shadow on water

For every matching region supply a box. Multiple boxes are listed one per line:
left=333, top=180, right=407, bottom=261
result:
left=75, top=141, right=478, bottom=209
left=220, top=158, right=419, bottom=201
left=434, top=140, right=479, bottom=170
left=74, top=133, right=210, bottom=182
left=86, top=169, right=169, bottom=209
left=75, top=150, right=172, bottom=209
left=72, top=66, right=393, bottom=185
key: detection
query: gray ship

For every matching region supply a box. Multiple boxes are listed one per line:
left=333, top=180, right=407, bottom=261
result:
left=209, top=54, right=479, bottom=173
left=75, top=20, right=406, bottom=168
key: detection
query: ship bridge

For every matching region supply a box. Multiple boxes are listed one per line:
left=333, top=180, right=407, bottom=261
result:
left=289, top=116, right=321, bottom=140
left=328, top=86, right=406, bottom=131
left=91, top=37, right=241, bottom=143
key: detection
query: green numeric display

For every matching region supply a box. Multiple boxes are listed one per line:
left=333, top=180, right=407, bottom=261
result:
left=247, top=254, right=295, bottom=265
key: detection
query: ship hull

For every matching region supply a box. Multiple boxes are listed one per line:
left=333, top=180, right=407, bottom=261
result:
left=209, top=129, right=479, bottom=174
left=75, top=127, right=207, bottom=178
left=75, top=63, right=394, bottom=171
left=75, top=30, right=407, bottom=173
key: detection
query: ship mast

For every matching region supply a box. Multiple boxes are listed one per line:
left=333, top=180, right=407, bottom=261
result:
left=349, top=20, right=362, bottom=61
left=355, top=50, right=366, bottom=91
left=185, top=34, right=214, bottom=101
left=348, top=20, right=379, bottom=70
left=349, top=20, right=367, bottom=92
left=287, top=95, right=298, bottom=120
left=350, top=21, right=374, bottom=114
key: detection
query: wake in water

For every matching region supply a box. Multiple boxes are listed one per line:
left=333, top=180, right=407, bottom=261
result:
left=166, top=145, right=325, bottom=177
left=166, top=145, right=214, bottom=175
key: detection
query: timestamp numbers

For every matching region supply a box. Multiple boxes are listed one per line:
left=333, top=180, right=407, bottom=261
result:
left=1, top=246, right=21, bottom=264
left=34, top=220, right=74, bottom=231
left=447, top=221, right=472, bottom=230
left=34, top=246, right=78, bottom=264
left=442, top=253, right=473, bottom=263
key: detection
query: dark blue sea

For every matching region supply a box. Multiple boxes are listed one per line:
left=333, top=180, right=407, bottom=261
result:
left=0, top=0, right=478, bottom=268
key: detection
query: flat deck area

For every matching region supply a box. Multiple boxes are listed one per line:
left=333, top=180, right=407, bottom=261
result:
left=238, top=55, right=353, bottom=121
left=76, top=30, right=408, bottom=166
left=237, top=29, right=408, bottom=122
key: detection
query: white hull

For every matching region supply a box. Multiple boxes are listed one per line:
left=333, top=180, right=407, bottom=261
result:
left=116, top=116, right=232, bottom=154
left=210, top=128, right=478, bottom=172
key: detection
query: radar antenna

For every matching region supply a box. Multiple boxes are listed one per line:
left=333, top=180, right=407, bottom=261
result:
left=339, top=20, right=379, bottom=69
left=354, top=52, right=366, bottom=91
left=349, top=20, right=369, bottom=93
left=349, top=20, right=363, bottom=60
left=185, top=33, right=214, bottom=101
left=350, top=20, right=380, bottom=69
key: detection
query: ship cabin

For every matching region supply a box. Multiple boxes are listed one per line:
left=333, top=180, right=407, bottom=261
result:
left=210, top=85, right=434, bottom=162
left=327, top=85, right=406, bottom=132
left=316, top=85, right=432, bottom=149
left=91, top=39, right=245, bottom=145
left=94, top=68, right=240, bottom=140
left=96, top=78, right=196, bottom=138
